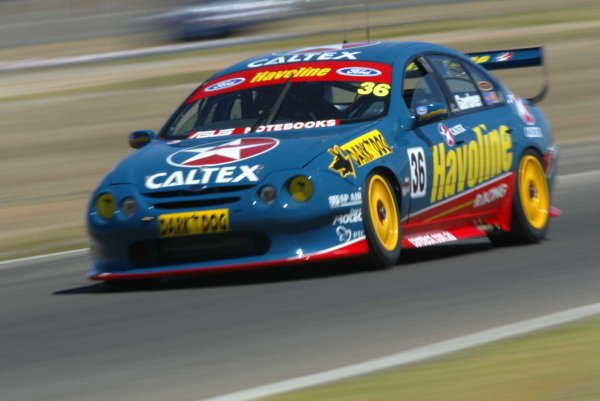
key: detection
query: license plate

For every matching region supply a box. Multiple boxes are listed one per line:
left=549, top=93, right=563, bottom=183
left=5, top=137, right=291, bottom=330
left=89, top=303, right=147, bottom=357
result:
left=158, top=209, right=229, bottom=238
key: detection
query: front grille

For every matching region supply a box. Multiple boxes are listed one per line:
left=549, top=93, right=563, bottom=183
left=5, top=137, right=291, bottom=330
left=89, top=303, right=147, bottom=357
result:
left=143, top=184, right=255, bottom=210
left=129, top=232, right=270, bottom=268
left=151, top=197, right=240, bottom=209
left=143, top=185, right=255, bottom=198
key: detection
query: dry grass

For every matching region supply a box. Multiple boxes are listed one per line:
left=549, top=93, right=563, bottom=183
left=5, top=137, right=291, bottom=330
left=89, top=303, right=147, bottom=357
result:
left=260, top=318, right=600, bottom=401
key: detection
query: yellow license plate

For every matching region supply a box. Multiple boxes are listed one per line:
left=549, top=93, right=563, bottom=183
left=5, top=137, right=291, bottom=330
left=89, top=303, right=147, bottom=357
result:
left=158, top=209, right=229, bottom=238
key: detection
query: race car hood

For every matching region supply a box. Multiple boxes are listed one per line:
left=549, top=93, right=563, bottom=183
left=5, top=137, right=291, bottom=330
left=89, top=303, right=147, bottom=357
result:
left=109, top=122, right=378, bottom=192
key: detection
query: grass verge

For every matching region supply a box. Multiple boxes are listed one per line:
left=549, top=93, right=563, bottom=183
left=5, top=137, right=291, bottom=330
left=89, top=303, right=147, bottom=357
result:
left=261, top=318, right=600, bottom=401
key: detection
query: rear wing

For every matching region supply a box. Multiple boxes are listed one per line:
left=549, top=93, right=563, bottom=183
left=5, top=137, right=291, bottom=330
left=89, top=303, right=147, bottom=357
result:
left=466, top=47, right=548, bottom=104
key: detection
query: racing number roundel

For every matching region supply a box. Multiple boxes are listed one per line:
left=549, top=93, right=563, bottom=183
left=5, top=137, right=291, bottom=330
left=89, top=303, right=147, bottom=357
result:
left=167, top=138, right=279, bottom=167
left=407, top=147, right=426, bottom=198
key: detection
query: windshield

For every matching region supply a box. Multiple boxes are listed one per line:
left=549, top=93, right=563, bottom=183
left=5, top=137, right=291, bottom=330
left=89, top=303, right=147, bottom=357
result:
left=162, top=61, right=392, bottom=139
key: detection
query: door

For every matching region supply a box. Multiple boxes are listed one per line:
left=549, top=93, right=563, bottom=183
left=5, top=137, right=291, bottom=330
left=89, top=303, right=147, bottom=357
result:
left=402, top=54, right=518, bottom=234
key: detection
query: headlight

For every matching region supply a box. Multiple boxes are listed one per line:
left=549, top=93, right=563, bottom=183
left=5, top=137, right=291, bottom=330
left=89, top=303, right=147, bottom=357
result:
left=95, top=193, right=116, bottom=220
left=289, top=176, right=313, bottom=202
left=259, top=185, right=277, bottom=205
left=121, top=197, right=137, bottom=218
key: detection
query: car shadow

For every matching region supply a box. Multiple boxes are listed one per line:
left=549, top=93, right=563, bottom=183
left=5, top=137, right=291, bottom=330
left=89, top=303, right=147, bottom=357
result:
left=54, top=240, right=495, bottom=294
left=399, top=240, right=494, bottom=266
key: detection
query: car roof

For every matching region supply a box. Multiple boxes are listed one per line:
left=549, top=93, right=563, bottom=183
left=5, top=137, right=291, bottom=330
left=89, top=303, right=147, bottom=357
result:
left=213, top=41, right=463, bottom=78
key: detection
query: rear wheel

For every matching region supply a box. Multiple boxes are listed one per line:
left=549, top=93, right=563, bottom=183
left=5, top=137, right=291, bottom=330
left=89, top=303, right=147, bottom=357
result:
left=491, top=149, right=550, bottom=245
left=362, top=172, right=401, bottom=267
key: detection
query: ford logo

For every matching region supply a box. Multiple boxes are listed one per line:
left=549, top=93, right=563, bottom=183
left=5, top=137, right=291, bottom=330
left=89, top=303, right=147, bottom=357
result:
left=204, top=77, right=245, bottom=92
left=336, top=67, right=382, bottom=77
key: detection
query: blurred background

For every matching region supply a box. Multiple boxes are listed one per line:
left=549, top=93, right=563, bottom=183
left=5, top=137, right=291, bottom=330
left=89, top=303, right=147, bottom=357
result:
left=0, top=0, right=443, bottom=47
left=0, top=0, right=598, bottom=260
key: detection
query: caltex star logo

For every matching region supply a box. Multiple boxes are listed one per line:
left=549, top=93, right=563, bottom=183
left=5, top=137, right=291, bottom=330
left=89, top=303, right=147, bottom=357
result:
left=513, top=96, right=536, bottom=126
left=495, top=51, right=514, bottom=62
left=167, top=138, right=279, bottom=167
left=438, top=123, right=455, bottom=147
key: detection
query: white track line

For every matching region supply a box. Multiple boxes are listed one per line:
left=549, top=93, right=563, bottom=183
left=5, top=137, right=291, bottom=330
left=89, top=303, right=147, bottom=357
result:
left=0, top=248, right=88, bottom=270
left=198, top=302, right=600, bottom=401
left=555, top=169, right=600, bottom=182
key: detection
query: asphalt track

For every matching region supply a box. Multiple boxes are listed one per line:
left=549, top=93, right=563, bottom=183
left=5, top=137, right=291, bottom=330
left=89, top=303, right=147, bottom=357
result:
left=1, top=141, right=599, bottom=401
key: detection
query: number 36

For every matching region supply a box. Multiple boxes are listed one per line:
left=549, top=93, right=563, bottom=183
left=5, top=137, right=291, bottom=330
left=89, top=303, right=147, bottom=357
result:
left=357, top=82, right=391, bottom=97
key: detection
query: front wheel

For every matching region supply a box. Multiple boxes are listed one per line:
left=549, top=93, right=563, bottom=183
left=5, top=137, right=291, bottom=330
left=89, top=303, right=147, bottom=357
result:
left=362, top=172, right=401, bottom=267
left=491, top=149, right=550, bottom=245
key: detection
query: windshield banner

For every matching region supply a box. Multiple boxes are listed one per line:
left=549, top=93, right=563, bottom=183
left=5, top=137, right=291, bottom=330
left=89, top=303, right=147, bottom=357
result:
left=187, top=61, right=392, bottom=103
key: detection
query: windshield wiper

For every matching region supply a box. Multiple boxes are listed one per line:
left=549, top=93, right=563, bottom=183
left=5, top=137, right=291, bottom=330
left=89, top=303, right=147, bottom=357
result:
left=249, top=76, right=294, bottom=133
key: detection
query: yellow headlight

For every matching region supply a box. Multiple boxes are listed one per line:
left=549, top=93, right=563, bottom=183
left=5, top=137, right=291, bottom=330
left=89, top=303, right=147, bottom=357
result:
left=95, top=193, right=116, bottom=220
left=289, top=176, right=313, bottom=202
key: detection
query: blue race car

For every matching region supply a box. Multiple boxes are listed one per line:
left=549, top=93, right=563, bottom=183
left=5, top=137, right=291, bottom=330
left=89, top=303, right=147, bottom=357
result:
left=87, top=41, right=558, bottom=282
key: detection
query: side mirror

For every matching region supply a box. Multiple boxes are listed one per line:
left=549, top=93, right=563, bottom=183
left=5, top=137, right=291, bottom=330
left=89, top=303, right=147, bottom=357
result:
left=414, top=103, right=449, bottom=125
left=128, top=130, right=155, bottom=149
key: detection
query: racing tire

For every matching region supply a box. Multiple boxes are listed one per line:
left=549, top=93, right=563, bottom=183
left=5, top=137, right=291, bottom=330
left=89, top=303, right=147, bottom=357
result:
left=362, top=172, right=401, bottom=267
left=490, top=149, right=550, bottom=245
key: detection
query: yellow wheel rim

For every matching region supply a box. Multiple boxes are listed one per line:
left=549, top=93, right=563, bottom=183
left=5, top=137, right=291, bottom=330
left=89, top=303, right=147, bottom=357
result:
left=368, top=175, right=399, bottom=251
left=519, top=155, right=549, bottom=230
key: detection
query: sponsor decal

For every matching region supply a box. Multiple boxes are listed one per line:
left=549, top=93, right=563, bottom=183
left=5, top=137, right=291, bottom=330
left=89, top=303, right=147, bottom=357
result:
left=406, top=231, right=457, bottom=248
left=495, top=51, right=514, bottom=62
left=454, top=93, right=483, bottom=110
left=254, top=119, right=337, bottom=132
left=328, top=130, right=392, bottom=178
left=187, top=61, right=392, bottom=103
left=328, top=192, right=362, bottom=208
left=251, top=66, right=330, bottom=83
left=336, top=67, right=382, bottom=77
left=336, top=225, right=352, bottom=242
left=430, top=123, right=513, bottom=203
left=438, top=124, right=455, bottom=147
left=335, top=225, right=365, bottom=243
left=512, top=95, right=536, bottom=125
left=332, top=208, right=362, bottom=225
left=407, top=147, right=427, bottom=198
left=340, top=130, right=393, bottom=167
left=188, top=127, right=248, bottom=138
left=473, top=183, right=508, bottom=208
left=248, top=51, right=361, bottom=68
left=405, top=174, right=514, bottom=225
left=158, top=209, right=229, bottom=238
left=524, top=126, right=543, bottom=138
left=145, top=165, right=260, bottom=189
left=188, top=120, right=339, bottom=138
left=437, top=123, right=466, bottom=147
left=417, top=107, right=448, bottom=122
left=402, top=177, right=411, bottom=196
left=328, top=145, right=356, bottom=178
left=448, top=123, right=467, bottom=136
left=470, top=55, right=491, bottom=65
left=478, top=81, right=493, bottom=91
left=416, top=105, right=428, bottom=116
left=204, top=77, right=245, bottom=92
left=482, top=91, right=499, bottom=106
left=167, top=138, right=278, bottom=167
left=357, top=82, right=390, bottom=97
